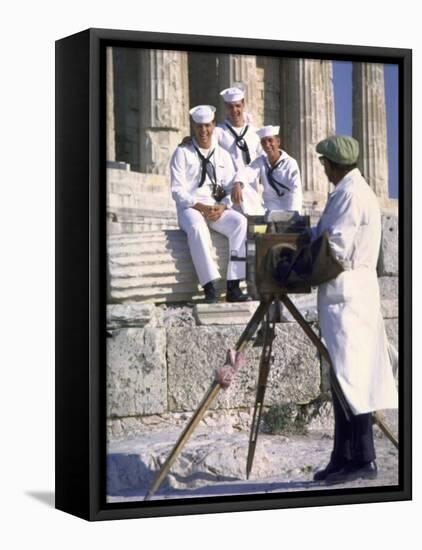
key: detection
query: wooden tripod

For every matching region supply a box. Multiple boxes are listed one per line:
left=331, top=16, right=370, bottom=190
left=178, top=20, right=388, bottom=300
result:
left=144, top=294, right=398, bottom=500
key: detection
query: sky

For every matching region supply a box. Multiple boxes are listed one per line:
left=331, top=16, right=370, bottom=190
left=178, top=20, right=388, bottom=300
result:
left=332, top=61, right=399, bottom=199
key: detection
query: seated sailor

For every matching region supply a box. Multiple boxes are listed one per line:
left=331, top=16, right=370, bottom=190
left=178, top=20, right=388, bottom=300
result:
left=232, top=125, right=303, bottom=214
left=170, top=104, right=249, bottom=303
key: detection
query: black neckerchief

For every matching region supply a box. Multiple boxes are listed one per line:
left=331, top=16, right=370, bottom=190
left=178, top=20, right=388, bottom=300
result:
left=193, top=143, right=226, bottom=202
left=225, top=122, right=251, bottom=164
left=266, top=154, right=290, bottom=197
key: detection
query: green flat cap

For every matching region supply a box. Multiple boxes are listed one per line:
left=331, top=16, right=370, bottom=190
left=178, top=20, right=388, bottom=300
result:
left=316, top=135, right=359, bottom=165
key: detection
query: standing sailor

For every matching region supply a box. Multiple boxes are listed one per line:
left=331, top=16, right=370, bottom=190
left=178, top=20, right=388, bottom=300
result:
left=232, top=125, right=303, bottom=213
left=312, top=135, right=398, bottom=483
left=170, top=105, right=249, bottom=303
left=215, top=87, right=264, bottom=214
left=216, top=87, right=262, bottom=173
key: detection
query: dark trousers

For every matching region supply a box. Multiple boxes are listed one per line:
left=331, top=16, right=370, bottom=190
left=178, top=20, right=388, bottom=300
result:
left=331, top=386, right=376, bottom=465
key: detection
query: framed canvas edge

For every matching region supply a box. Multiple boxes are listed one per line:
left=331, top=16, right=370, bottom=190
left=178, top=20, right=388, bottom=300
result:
left=55, top=27, right=412, bottom=522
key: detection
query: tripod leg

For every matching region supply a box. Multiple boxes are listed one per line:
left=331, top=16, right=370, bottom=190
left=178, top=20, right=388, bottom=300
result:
left=144, top=299, right=272, bottom=501
left=279, top=294, right=352, bottom=422
left=246, top=314, right=275, bottom=479
left=372, top=411, right=399, bottom=449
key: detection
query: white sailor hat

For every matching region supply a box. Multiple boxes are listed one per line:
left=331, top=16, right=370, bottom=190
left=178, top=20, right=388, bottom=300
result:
left=189, top=105, right=216, bottom=124
left=220, top=87, right=245, bottom=103
left=256, top=125, right=280, bottom=139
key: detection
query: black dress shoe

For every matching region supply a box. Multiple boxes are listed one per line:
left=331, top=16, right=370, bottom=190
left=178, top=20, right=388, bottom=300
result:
left=325, top=460, right=378, bottom=485
left=313, top=460, right=346, bottom=481
left=203, top=281, right=217, bottom=304
left=226, top=280, right=249, bottom=303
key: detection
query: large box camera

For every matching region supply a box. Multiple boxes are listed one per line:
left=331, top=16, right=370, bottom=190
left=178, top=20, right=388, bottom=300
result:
left=246, top=211, right=311, bottom=299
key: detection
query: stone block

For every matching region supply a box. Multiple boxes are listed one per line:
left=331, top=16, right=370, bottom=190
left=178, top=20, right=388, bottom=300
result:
left=378, top=277, right=398, bottom=301
left=167, top=324, right=321, bottom=412
left=107, top=229, right=231, bottom=303
left=279, top=292, right=318, bottom=323
left=107, top=303, right=164, bottom=329
left=193, top=302, right=260, bottom=326
left=107, top=328, right=167, bottom=417
left=381, top=299, right=399, bottom=319
left=384, top=318, right=399, bottom=353
left=378, top=215, right=398, bottom=276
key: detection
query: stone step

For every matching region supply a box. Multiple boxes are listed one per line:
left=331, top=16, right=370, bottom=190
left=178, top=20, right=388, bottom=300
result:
left=107, top=230, right=232, bottom=303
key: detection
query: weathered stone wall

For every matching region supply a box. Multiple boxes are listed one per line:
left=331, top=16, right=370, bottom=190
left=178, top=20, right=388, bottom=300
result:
left=106, top=301, right=324, bottom=440
left=107, top=167, right=177, bottom=235
left=106, top=205, right=398, bottom=441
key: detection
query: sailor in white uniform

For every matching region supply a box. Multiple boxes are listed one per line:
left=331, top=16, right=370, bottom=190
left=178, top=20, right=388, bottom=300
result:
left=215, top=87, right=264, bottom=215
left=170, top=105, right=249, bottom=303
left=311, top=135, right=398, bottom=484
left=232, top=125, right=302, bottom=214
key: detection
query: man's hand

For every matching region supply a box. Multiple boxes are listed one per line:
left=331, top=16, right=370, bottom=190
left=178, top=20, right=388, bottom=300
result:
left=206, top=204, right=226, bottom=221
left=231, top=182, right=243, bottom=205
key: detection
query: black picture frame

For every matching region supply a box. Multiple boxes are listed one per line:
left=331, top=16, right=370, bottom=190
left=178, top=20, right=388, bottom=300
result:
left=55, top=27, right=412, bottom=521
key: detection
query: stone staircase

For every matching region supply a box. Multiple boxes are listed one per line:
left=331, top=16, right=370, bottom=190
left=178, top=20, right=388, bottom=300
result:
left=107, top=229, right=231, bottom=303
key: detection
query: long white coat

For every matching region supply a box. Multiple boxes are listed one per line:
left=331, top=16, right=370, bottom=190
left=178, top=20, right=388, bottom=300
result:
left=313, top=168, right=398, bottom=415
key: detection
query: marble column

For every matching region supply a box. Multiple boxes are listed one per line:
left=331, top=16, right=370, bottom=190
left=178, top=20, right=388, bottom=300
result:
left=256, top=56, right=280, bottom=125
left=139, top=49, right=190, bottom=176
left=217, top=54, right=262, bottom=127
left=280, top=58, right=336, bottom=209
left=352, top=63, right=389, bottom=201
left=106, top=47, right=116, bottom=162
left=188, top=52, right=219, bottom=112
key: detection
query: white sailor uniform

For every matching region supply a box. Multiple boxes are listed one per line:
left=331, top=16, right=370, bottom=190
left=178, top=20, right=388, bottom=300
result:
left=215, top=120, right=262, bottom=178
left=215, top=121, right=264, bottom=215
left=170, top=138, right=247, bottom=286
left=236, top=149, right=303, bottom=213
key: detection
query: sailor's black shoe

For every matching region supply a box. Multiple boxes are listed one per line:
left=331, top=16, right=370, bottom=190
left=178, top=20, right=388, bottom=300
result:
left=226, top=280, right=249, bottom=303
left=203, top=281, right=218, bottom=304
left=324, top=460, right=378, bottom=485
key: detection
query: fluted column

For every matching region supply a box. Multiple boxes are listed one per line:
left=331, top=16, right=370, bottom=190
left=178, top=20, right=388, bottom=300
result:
left=217, top=54, right=262, bottom=127
left=352, top=63, right=389, bottom=201
left=280, top=59, right=336, bottom=208
left=106, top=47, right=116, bottom=162
left=139, top=50, right=190, bottom=176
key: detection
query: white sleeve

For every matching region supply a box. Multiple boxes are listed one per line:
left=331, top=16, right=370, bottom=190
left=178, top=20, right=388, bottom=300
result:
left=235, top=157, right=261, bottom=186
left=323, top=191, right=361, bottom=262
left=285, top=160, right=303, bottom=213
left=170, top=148, right=196, bottom=209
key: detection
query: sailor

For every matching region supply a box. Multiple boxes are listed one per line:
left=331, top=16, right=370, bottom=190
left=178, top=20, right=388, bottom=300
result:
left=312, top=135, right=398, bottom=483
left=170, top=104, right=249, bottom=303
left=232, top=125, right=303, bottom=213
left=215, top=87, right=262, bottom=172
left=215, top=87, right=263, bottom=214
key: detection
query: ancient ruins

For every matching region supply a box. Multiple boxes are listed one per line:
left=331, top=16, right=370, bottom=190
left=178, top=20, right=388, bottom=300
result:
left=105, top=49, right=399, bottom=496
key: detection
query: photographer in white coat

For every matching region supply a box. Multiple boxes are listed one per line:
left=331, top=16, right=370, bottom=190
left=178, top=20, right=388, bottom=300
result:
left=312, top=135, right=398, bottom=484
left=170, top=105, right=249, bottom=304
left=232, top=125, right=303, bottom=213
